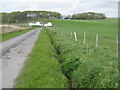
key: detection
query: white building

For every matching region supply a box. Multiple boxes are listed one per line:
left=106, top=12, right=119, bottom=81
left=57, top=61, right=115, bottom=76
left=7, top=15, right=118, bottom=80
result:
left=43, top=22, right=52, bottom=27
left=29, top=21, right=52, bottom=27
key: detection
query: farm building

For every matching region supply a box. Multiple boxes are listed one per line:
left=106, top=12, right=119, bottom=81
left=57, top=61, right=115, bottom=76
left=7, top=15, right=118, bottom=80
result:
left=29, top=21, right=52, bottom=27
left=43, top=22, right=52, bottom=27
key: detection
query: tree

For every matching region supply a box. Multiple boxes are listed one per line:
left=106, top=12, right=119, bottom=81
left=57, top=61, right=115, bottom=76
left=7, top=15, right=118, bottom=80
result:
left=72, top=12, right=106, bottom=20
left=2, top=10, right=62, bottom=23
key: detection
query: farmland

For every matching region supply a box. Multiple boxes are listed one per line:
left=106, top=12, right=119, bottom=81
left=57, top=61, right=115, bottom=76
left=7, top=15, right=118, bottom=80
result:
left=15, top=18, right=118, bottom=88
left=47, top=18, right=118, bottom=49
left=46, top=18, right=118, bottom=88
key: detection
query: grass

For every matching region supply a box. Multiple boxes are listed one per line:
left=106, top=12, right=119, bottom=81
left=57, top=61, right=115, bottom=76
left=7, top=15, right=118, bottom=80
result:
left=14, top=28, right=68, bottom=88
left=45, top=18, right=118, bottom=49
left=14, top=18, right=118, bottom=88
left=45, top=18, right=118, bottom=88
left=0, top=28, right=35, bottom=42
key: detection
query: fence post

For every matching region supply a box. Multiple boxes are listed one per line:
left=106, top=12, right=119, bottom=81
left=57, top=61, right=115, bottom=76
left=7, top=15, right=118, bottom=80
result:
left=8, top=19, right=9, bottom=25
left=116, top=37, right=118, bottom=57
left=96, top=34, right=99, bottom=47
left=84, top=32, right=86, bottom=45
left=16, top=20, right=18, bottom=25
left=74, top=32, right=77, bottom=41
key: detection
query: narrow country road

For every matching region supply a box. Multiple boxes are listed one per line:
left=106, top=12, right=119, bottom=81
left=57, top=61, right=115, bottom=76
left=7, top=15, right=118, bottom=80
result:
left=0, top=28, right=41, bottom=88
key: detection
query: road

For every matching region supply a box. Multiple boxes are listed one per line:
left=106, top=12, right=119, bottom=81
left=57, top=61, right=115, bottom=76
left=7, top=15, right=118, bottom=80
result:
left=0, top=28, right=41, bottom=88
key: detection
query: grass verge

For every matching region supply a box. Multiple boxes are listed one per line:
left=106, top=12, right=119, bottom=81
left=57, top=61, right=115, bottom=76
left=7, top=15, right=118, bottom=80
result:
left=0, top=28, right=35, bottom=42
left=14, top=28, right=68, bottom=88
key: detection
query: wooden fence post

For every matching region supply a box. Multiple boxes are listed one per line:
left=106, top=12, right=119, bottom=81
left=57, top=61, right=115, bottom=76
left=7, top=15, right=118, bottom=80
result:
left=116, top=37, right=118, bottom=57
left=74, top=32, right=77, bottom=41
left=8, top=19, right=9, bottom=25
left=84, top=32, right=86, bottom=45
left=16, top=20, right=18, bottom=25
left=96, top=34, right=99, bottom=47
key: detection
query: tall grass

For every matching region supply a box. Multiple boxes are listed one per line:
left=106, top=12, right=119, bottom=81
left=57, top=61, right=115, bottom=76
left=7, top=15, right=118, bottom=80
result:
left=47, top=28, right=118, bottom=88
left=14, top=28, right=68, bottom=88
left=46, top=18, right=118, bottom=88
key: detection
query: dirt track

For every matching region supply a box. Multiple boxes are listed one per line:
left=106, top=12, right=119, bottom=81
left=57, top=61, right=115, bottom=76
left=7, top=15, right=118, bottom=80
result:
left=0, top=28, right=41, bottom=88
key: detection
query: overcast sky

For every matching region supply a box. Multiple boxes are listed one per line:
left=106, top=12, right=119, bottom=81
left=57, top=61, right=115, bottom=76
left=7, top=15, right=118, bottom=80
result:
left=1, top=0, right=119, bottom=17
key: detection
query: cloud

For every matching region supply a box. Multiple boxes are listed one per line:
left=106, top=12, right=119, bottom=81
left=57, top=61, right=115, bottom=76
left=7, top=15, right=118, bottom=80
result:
left=69, top=1, right=118, bottom=17
left=1, top=0, right=119, bottom=3
left=1, top=0, right=119, bottom=17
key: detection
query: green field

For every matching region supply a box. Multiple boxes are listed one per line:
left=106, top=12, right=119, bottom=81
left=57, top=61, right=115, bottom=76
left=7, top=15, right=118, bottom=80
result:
left=47, top=18, right=118, bottom=49
left=46, top=18, right=118, bottom=88
left=15, top=18, right=118, bottom=88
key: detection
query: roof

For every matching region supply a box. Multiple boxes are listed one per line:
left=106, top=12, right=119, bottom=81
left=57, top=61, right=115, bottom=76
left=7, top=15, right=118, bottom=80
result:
left=29, top=21, right=37, bottom=23
left=42, top=22, right=52, bottom=24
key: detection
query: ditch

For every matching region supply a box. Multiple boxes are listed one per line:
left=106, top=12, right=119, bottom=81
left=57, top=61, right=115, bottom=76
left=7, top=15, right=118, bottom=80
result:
left=46, top=28, right=118, bottom=88
left=47, top=29, right=79, bottom=89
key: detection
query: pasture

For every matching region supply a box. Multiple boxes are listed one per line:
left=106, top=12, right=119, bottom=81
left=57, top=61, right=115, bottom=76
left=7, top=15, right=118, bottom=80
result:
left=46, top=18, right=118, bottom=88
left=47, top=18, right=118, bottom=49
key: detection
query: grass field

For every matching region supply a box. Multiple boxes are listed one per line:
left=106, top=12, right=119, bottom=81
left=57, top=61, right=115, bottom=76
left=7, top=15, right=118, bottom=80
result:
left=14, top=18, right=118, bottom=88
left=46, top=18, right=118, bottom=88
left=47, top=18, right=118, bottom=49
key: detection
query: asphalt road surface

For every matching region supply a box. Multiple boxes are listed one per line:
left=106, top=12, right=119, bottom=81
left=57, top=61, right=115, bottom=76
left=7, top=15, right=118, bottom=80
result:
left=0, top=28, right=41, bottom=88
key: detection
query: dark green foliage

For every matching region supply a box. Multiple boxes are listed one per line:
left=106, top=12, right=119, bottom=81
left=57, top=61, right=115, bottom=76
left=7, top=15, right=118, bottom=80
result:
left=2, top=11, right=61, bottom=23
left=72, top=12, right=106, bottom=20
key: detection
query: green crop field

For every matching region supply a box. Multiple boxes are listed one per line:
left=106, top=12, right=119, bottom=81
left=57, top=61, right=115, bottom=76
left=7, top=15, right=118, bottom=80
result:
left=15, top=18, right=118, bottom=88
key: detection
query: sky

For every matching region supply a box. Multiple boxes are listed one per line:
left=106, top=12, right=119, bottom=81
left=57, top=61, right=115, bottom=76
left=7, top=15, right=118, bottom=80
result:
left=1, top=0, right=119, bottom=17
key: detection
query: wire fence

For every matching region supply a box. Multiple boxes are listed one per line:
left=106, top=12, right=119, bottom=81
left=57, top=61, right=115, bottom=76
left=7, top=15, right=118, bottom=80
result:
left=54, top=30, right=118, bottom=58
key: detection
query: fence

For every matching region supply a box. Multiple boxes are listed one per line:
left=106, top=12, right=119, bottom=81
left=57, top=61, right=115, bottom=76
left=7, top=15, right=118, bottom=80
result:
left=59, top=30, right=118, bottom=57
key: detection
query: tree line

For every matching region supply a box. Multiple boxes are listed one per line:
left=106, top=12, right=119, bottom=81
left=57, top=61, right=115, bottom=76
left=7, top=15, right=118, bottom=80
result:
left=65, top=12, right=106, bottom=20
left=1, top=11, right=106, bottom=24
left=2, top=11, right=61, bottom=23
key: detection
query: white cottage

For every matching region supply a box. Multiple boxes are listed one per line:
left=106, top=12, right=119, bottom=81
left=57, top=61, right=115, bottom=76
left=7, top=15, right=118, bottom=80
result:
left=29, top=21, right=52, bottom=27
left=43, top=22, right=52, bottom=27
left=29, top=21, right=42, bottom=26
